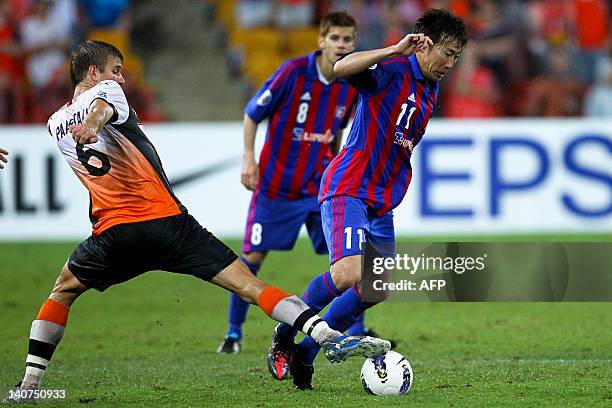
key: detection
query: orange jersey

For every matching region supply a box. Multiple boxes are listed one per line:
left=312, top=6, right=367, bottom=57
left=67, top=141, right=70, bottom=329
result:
left=48, top=80, right=184, bottom=235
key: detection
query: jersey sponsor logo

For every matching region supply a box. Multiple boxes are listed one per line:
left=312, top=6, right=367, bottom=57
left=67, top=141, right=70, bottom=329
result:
left=394, top=132, right=414, bottom=153
left=292, top=127, right=334, bottom=144
left=408, top=93, right=415, bottom=103
left=335, top=105, right=347, bottom=119
left=300, top=92, right=312, bottom=101
left=257, top=89, right=273, bottom=106
left=53, top=107, right=89, bottom=141
left=96, top=91, right=108, bottom=99
left=368, top=63, right=378, bottom=70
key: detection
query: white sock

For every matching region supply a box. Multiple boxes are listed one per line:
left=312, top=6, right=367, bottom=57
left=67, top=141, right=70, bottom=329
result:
left=310, top=323, right=342, bottom=344
left=22, top=368, right=43, bottom=389
left=23, top=319, right=66, bottom=389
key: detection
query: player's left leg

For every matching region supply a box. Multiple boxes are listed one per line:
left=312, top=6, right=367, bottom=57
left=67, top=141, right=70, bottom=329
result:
left=313, top=210, right=395, bottom=334
left=304, top=207, right=371, bottom=337
left=304, top=209, right=371, bottom=336
left=274, top=197, right=368, bottom=342
left=292, top=210, right=396, bottom=385
left=212, top=259, right=338, bottom=343
left=210, top=258, right=390, bottom=361
left=271, top=197, right=373, bottom=388
left=273, top=205, right=339, bottom=342
left=345, top=213, right=398, bottom=346
left=160, top=212, right=390, bottom=363
left=4, top=264, right=89, bottom=403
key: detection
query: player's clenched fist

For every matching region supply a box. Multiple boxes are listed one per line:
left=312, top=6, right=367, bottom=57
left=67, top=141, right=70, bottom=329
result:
left=393, top=33, right=433, bottom=56
left=0, top=147, right=8, bottom=169
left=69, top=124, right=98, bottom=145
left=241, top=156, right=259, bottom=191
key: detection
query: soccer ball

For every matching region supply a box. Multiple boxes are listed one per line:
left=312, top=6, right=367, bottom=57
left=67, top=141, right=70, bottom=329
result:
left=360, top=351, right=413, bottom=395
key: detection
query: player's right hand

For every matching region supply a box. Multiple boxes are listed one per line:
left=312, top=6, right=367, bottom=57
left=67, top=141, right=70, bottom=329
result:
left=69, top=124, right=98, bottom=144
left=0, top=147, right=8, bottom=170
left=241, top=157, right=259, bottom=191
left=394, top=33, right=433, bottom=56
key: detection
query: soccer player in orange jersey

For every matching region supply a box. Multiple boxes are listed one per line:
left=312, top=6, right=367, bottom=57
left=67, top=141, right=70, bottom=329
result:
left=3, top=41, right=390, bottom=403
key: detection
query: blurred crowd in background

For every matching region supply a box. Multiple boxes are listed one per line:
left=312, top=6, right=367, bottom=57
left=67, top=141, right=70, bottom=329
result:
left=0, top=0, right=163, bottom=124
left=233, top=0, right=612, bottom=118
left=0, top=0, right=610, bottom=123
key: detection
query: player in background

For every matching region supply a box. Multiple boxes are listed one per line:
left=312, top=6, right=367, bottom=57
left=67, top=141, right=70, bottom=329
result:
left=269, top=9, right=468, bottom=390
left=3, top=40, right=391, bottom=403
left=218, top=11, right=363, bottom=358
left=0, top=147, right=7, bottom=169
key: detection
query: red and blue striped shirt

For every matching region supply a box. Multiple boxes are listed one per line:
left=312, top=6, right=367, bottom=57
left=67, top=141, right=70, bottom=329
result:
left=319, top=54, right=439, bottom=215
left=245, top=51, right=358, bottom=200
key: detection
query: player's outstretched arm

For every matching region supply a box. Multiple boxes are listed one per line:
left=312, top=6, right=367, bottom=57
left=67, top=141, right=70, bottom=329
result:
left=68, top=99, right=115, bottom=145
left=241, top=114, right=259, bottom=191
left=334, top=33, right=432, bottom=78
left=0, top=147, right=8, bottom=169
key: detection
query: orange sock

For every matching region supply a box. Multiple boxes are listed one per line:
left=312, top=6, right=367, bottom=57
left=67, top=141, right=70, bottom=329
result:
left=257, top=286, right=329, bottom=340
left=257, top=286, right=291, bottom=316
left=36, top=299, right=69, bottom=327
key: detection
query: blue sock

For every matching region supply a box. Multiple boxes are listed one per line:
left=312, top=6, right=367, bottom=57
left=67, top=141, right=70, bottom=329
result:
left=325, top=286, right=371, bottom=332
left=227, top=256, right=261, bottom=338
left=277, top=271, right=342, bottom=339
left=297, top=286, right=374, bottom=364
left=346, top=312, right=366, bottom=336
left=296, top=336, right=320, bottom=365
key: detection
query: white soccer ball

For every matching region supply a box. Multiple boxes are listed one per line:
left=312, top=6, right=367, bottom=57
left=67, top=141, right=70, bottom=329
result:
left=360, top=351, right=413, bottom=395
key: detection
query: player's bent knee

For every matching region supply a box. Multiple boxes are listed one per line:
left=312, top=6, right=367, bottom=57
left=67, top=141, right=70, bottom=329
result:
left=49, top=264, right=89, bottom=306
left=330, top=256, right=362, bottom=291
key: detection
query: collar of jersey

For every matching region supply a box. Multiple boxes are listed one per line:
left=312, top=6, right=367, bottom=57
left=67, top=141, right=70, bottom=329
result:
left=408, top=55, right=425, bottom=82
left=309, top=50, right=334, bottom=85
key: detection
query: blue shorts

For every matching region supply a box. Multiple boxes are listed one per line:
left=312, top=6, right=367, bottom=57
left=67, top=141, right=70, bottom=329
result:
left=320, top=196, right=395, bottom=264
left=242, top=190, right=327, bottom=254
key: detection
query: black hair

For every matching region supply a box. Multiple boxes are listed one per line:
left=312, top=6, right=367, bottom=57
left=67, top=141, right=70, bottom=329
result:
left=70, top=40, right=124, bottom=87
left=413, top=9, right=468, bottom=49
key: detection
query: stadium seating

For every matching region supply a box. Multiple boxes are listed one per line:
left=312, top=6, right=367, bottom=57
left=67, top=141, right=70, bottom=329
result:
left=86, top=28, right=144, bottom=85
left=220, top=0, right=319, bottom=86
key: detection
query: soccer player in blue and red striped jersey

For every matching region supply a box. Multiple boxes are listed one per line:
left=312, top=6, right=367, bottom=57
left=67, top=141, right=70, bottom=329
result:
left=217, top=11, right=360, bottom=357
left=270, top=9, right=468, bottom=390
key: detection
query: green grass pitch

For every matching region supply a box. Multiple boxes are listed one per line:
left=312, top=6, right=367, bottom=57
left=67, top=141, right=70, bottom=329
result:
left=0, top=238, right=610, bottom=407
